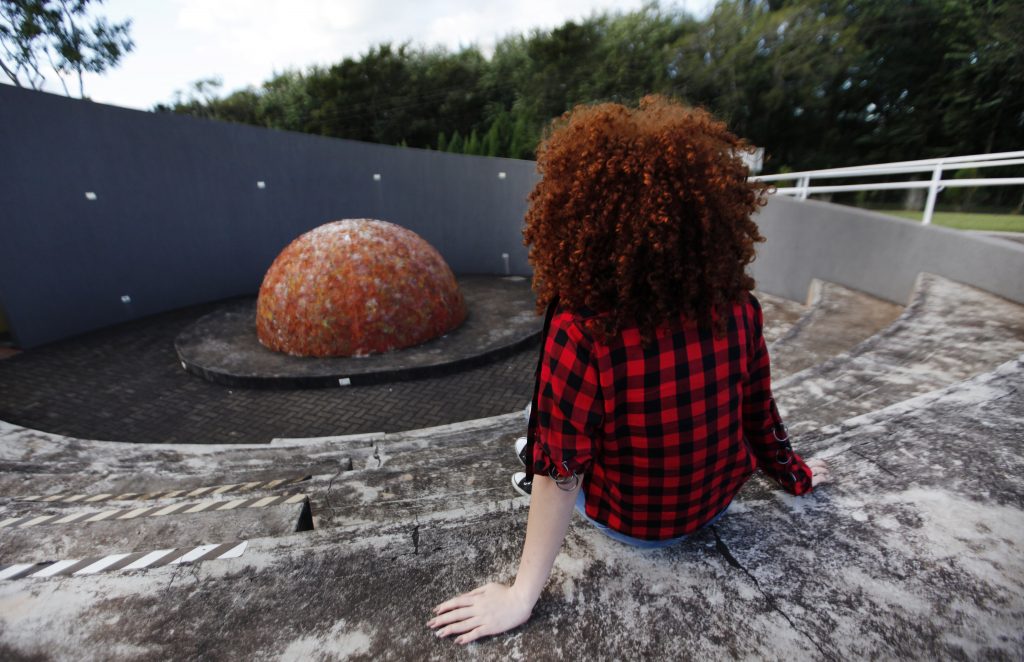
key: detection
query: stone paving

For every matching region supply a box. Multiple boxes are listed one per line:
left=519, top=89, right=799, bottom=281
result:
left=0, top=301, right=539, bottom=445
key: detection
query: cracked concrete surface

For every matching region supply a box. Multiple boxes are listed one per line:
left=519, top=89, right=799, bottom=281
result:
left=1, top=352, right=1022, bottom=659
left=0, top=275, right=1022, bottom=660
left=774, top=273, right=1024, bottom=435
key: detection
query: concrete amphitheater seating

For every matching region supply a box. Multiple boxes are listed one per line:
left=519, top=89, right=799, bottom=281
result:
left=1, top=271, right=1022, bottom=660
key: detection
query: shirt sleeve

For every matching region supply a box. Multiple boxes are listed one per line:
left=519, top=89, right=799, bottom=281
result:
left=531, top=315, right=604, bottom=481
left=743, top=295, right=813, bottom=496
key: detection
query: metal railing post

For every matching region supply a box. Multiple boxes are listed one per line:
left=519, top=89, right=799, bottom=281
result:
left=798, top=176, right=809, bottom=200
left=922, top=161, right=944, bottom=225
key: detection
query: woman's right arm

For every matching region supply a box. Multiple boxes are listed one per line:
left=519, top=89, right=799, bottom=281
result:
left=427, top=475, right=579, bottom=644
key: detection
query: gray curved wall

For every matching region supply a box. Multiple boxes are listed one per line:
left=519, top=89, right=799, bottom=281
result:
left=0, top=86, right=538, bottom=348
left=750, top=196, right=1024, bottom=306
left=2, top=85, right=1022, bottom=349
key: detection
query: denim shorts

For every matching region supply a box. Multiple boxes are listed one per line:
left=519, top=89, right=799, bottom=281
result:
left=574, top=489, right=728, bottom=549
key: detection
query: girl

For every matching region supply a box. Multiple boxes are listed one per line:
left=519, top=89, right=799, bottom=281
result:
left=427, top=96, right=829, bottom=644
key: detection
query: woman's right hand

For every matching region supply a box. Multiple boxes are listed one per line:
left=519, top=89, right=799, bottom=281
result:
left=428, top=582, right=534, bottom=645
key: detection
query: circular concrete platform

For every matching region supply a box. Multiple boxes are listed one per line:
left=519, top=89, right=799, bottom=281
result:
left=175, top=275, right=541, bottom=388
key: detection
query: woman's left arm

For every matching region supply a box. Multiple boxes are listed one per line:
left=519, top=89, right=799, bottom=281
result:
left=427, top=475, right=579, bottom=645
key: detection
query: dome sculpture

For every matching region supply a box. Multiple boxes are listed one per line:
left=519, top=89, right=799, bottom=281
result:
left=256, top=219, right=466, bottom=357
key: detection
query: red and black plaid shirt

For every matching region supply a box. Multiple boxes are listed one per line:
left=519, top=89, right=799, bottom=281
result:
left=525, top=294, right=813, bottom=540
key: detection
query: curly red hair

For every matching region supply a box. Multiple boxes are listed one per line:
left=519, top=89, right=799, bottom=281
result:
left=523, top=95, right=770, bottom=340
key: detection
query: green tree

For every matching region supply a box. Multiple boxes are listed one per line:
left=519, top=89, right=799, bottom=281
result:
left=793, top=0, right=1022, bottom=207
left=508, top=112, right=538, bottom=160
left=303, top=43, right=414, bottom=142
left=447, top=129, right=464, bottom=154
left=669, top=0, right=861, bottom=172
left=464, top=128, right=481, bottom=155
left=938, top=1, right=1024, bottom=157
left=481, top=110, right=512, bottom=157
left=257, top=69, right=314, bottom=131
left=150, top=0, right=1020, bottom=189
left=160, top=76, right=225, bottom=120
left=408, top=46, right=489, bottom=148
left=588, top=2, right=699, bottom=103
left=0, top=0, right=133, bottom=97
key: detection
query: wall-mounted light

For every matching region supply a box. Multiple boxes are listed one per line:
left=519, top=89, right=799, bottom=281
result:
left=498, top=172, right=507, bottom=180
left=373, top=173, right=382, bottom=182
left=85, top=192, right=97, bottom=201
left=257, top=181, right=266, bottom=189
left=120, top=295, right=132, bottom=304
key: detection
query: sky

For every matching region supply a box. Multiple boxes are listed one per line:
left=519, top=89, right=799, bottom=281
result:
left=5, top=0, right=717, bottom=111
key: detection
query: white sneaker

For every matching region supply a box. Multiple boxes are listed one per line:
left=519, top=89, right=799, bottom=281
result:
left=512, top=471, right=532, bottom=496
left=514, top=436, right=529, bottom=467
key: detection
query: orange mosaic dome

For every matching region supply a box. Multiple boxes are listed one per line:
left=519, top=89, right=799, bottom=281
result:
left=256, top=219, right=466, bottom=357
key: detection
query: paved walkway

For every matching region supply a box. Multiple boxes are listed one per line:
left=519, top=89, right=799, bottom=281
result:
left=0, top=301, right=538, bottom=445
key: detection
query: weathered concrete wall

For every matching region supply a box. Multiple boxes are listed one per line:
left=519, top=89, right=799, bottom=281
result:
left=0, top=86, right=537, bottom=348
left=751, top=195, right=1024, bottom=306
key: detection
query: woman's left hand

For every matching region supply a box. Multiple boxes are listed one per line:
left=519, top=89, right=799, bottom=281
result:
left=427, top=582, right=534, bottom=645
left=805, top=457, right=831, bottom=486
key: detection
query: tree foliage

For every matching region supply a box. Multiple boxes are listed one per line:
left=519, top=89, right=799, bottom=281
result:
left=0, top=0, right=132, bottom=97
left=156, top=0, right=1022, bottom=209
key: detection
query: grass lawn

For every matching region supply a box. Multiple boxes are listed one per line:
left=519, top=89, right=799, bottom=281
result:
left=874, top=209, right=1024, bottom=232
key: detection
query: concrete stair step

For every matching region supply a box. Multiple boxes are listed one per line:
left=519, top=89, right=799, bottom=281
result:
left=0, top=423, right=375, bottom=498
left=769, top=280, right=903, bottom=379
left=314, top=272, right=1024, bottom=527
left=754, top=290, right=807, bottom=344
left=309, top=419, right=525, bottom=530
left=2, top=355, right=1021, bottom=659
left=773, top=273, right=1024, bottom=435
left=0, top=498, right=311, bottom=566
left=0, top=416, right=527, bottom=537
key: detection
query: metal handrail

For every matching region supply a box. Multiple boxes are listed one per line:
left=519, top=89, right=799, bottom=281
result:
left=755, top=157, right=1024, bottom=182
left=755, top=150, right=1024, bottom=181
left=753, top=152, right=1024, bottom=225
left=774, top=178, right=1024, bottom=194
